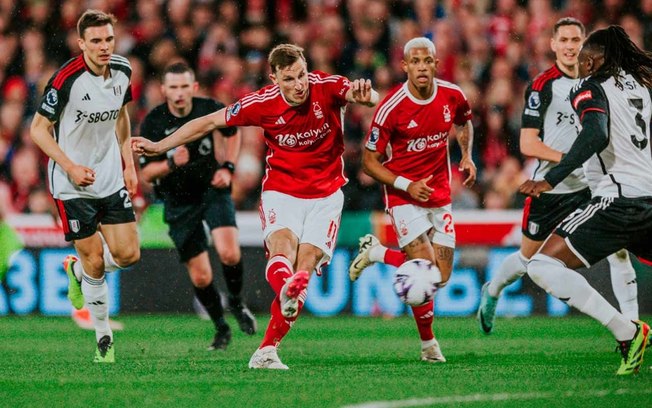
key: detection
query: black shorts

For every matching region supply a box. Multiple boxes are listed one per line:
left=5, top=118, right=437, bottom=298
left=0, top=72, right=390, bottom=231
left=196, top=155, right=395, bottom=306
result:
left=54, top=187, right=136, bottom=241
left=165, top=188, right=237, bottom=262
left=555, top=196, right=652, bottom=267
left=521, top=188, right=591, bottom=241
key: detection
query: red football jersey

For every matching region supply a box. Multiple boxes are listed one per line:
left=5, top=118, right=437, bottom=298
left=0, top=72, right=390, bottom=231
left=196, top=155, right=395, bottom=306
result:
left=225, top=71, right=351, bottom=198
left=366, top=80, right=472, bottom=208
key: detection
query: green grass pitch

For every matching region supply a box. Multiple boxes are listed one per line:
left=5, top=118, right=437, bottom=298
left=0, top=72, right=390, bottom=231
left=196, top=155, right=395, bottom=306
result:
left=1, top=314, right=650, bottom=407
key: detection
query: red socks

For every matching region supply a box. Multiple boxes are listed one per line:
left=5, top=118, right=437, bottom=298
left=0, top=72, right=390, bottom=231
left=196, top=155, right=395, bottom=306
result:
left=265, top=255, right=293, bottom=294
left=384, top=249, right=407, bottom=267
left=260, top=255, right=304, bottom=348
left=411, top=300, right=434, bottom=341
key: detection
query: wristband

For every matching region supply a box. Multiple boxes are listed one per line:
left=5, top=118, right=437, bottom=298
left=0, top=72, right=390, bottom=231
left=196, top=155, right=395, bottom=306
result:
left=393, top=176, right=412, bottom=192
left=167, top=156, right=178, bottom=171
left=221, top=161, right=236, bottom=174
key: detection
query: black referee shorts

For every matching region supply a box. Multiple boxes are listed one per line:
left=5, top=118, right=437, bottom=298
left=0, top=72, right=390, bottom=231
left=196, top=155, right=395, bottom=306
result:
left=164, top=188, right=237, bottom=262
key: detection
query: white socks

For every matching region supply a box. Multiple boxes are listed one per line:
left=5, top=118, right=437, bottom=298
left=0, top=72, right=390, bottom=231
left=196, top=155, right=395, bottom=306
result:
left=81, top=273, right=112, bottom=342
left=368, top=244, right=387, bottom=263
left=606, top=251, right=638, bottom=321
left=487, top=251, right=528, bottom=297
left=102, top=242, right=121, bottom=273
left=100, top=233, right=121, bottom=273
left=528, top=253, right=636, bottom=341
left=421, top=338, right=437, bottom=350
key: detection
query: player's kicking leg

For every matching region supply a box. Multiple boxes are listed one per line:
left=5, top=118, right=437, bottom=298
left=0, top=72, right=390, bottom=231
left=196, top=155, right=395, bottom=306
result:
left=349, top=234, right=381, bottom=281
left=349, top=234, right=407, bottom=281
left=527, top=218, right=649, bottom=375
left=606, top=250, right=638, bottom=321
left=248, top=254, right=295, bottom=370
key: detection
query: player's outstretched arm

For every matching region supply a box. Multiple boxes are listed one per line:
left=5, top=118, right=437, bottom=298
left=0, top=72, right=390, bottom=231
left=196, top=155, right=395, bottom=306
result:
left=132, top=108, right=227, bottom=156
left=362, top=148, right=433, bottom=202
left=455, top=120, right=477, bottom=187
left=30, top=112, right=96, bottom=187
left=345, top=79, right=379, bottom=107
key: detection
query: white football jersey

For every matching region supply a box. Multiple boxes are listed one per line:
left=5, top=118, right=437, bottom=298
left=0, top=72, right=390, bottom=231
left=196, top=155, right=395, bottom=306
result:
left=521, top=65, right=587, bottom=194
left=571, top=71, right=652, bottom=198
left=37, top=54, right=132, bottom=200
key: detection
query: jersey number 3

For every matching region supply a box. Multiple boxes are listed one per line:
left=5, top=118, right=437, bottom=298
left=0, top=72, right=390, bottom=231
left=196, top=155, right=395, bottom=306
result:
left=627, top=98, right=649, bottom=155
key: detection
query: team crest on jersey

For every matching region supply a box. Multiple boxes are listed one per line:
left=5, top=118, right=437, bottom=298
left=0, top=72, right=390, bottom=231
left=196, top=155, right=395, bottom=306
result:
left=268, top=209, right=277, bottom=224
left=443, top=105, right=451, bottom=122
left=46, top=89, right=58, bottom=106
left=313, top=102, right=324, bottom=119
left=69, top=220, right=80, bottom=233
left=226, top=101, right=241, bottom=121
left=399, top=220, right=408, bottom=237
left=528, top=221, right=539, bottom=235
left=528, top=91, right=541, bottom=109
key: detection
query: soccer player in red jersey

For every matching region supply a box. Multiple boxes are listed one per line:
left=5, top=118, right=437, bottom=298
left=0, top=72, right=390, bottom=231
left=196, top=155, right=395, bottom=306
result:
left=133, top=44, right=378, bottom=369
left=348, top=37, right=476, bottom=363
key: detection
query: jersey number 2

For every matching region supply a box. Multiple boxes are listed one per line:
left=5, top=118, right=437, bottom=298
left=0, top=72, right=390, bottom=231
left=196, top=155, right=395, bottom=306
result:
left=120, top=189, right=133, bottom=208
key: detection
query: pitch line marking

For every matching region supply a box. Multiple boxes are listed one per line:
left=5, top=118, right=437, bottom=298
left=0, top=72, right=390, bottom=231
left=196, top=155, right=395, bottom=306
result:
left=341, top=388, right=652, bottom=408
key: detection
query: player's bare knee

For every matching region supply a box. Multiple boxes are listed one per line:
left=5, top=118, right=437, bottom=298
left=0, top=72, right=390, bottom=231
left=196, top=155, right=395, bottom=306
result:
left=189, top=270, right=212, bottom=288
left=84, top=253, right=105, bottom=275
left=218, top=248, right=240, bottom=266
left=113, top=247, right=140, bottom=267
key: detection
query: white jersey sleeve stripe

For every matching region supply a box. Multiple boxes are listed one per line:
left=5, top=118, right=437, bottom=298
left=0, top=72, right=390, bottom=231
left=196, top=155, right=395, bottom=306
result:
left=436, top=79, right=464, bottom=93
left=110, top=60, right=131, bottom=69
left=241, top=87, right=279, bottom=103
left=242, top=89, right=280, bottom=108
left=110, top=55, right=130, bottom=63
left=374, top=89, right=406, bottom=126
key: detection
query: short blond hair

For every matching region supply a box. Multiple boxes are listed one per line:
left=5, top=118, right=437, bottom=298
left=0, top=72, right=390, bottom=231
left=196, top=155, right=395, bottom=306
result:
left=404, top=37, right=436, bottom=59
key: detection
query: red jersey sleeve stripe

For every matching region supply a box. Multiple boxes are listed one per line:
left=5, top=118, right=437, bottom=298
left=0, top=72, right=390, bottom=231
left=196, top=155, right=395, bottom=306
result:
left=53, top=56, right=85, bottom=90
left=532, top=66, right=562, bottom=91
left=580, top=107, right=606, bottom=121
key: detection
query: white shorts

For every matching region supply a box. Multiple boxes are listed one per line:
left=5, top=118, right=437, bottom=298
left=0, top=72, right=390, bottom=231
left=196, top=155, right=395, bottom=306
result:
left=259, top=189, right=343, bottom=265
left=388, top=203, right=455, bottom=249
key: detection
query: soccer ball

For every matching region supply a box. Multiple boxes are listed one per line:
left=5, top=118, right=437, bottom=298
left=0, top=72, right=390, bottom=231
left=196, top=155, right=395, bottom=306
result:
left=392, top=258, right=442, bottom=306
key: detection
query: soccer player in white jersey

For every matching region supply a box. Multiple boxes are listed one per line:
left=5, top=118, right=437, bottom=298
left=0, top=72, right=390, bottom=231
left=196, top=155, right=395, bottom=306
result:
left=30, top=10, right=140, bottom=363
left=133, top=44, right=378, bottom=369
left=477, top=18, right=638, bottom=334
left=520, top=26, right=652, bottom=375
left=348, top=37, right=476, bottom=363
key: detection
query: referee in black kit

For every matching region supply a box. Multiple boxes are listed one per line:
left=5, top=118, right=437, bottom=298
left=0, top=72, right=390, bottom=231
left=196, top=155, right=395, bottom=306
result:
left=139, top=61, right=256, bottom=350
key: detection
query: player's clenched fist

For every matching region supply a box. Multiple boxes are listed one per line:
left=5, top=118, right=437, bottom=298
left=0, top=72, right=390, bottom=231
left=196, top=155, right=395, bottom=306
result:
left=131, top=137, right=160, bottom=156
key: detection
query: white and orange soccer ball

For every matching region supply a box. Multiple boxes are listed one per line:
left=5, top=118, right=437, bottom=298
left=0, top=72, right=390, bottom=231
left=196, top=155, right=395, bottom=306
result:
left=392, top=258, right=442, bottom=306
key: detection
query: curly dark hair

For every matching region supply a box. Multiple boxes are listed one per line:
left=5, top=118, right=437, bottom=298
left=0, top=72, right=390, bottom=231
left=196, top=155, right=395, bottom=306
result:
left=584, top=25, right=652, bottom=87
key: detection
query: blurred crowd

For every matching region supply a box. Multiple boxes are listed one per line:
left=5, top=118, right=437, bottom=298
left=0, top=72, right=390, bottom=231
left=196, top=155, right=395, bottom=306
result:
left=0, top=0, right=651, bottom=218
